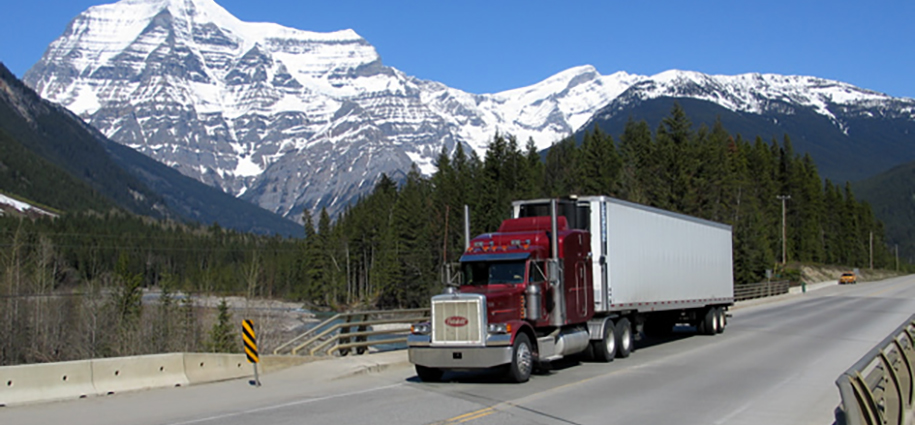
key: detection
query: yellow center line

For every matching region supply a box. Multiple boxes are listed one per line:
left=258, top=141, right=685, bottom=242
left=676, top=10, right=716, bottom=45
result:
left=429, top=406, right=497, bottom=424
left=457, top=409, right=496, bottom=423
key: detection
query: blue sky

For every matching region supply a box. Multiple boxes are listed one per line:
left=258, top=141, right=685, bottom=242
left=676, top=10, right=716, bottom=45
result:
left=1, top=0, right=912, bottom=98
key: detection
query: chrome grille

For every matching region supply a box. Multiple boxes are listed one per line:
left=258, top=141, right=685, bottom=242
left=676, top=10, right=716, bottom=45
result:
left=431, top=294, right=486, bottom=345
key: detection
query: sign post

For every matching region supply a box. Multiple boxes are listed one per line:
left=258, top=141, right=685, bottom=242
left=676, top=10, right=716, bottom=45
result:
left=243, top=319, right=261, bottom=387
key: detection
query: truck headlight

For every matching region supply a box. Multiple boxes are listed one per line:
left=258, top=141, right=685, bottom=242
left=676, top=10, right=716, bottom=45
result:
left=411, top=323, right=431, bottom=335
left=488, top=323, right=511, bottom=334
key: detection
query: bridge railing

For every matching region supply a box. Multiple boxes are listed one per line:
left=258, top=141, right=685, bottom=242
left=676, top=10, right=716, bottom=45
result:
left=272, top=308, right=430, bottom=357
left=835, top=314, right=915, bottom=425
left=733, top=280, right=790, bottom=301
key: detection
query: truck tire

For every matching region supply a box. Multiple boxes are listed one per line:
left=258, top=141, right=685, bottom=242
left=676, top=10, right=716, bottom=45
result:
left=715, top=308, right=726, bottom=334
left=591, top=319, right=617, bottom=362
left=701, top=308, right=718, bottom=335
left=415, top=365, right=443, bottom=382
left=615, top=318, right=633, bottom=358
left=507, top=333, right=533, bottom=383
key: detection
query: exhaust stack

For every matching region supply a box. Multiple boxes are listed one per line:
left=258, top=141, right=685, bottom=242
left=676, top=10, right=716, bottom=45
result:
left=549, top=199, right=566, bottom=327
left=464, top=205, right=471, bottom=250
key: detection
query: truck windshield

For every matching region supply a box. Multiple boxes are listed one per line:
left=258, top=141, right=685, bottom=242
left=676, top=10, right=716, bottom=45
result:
left=463, top=261, right=526, bottom=285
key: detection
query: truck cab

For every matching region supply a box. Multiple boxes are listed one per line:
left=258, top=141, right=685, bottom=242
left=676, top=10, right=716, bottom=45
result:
left=408, top=207, right=594, bottom=383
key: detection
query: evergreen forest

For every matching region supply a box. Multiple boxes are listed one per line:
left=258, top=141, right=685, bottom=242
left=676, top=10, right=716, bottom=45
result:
left=0, top=104, right=897, bottom=365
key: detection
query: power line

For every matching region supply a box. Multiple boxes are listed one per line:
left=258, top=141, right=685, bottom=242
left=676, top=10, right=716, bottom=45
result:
left=0, top=243, right=304, bottom=253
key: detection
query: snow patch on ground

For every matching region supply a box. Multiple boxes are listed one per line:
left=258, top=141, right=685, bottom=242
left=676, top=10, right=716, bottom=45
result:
left=0, top=193, right=58, bottom=217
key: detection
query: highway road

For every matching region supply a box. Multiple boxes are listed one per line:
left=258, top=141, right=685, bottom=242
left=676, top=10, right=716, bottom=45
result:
left=2, top=275, right=913, bottom=425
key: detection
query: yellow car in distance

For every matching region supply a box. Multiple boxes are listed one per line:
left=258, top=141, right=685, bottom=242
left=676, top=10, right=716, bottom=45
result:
left=839, top=272, right=857, bottom=285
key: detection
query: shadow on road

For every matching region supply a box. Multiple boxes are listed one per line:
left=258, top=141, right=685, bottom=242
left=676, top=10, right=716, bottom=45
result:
left=405, top=326, right=706, bottom=384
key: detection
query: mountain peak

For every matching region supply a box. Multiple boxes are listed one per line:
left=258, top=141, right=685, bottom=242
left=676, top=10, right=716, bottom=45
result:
left=25, top=0, right=377, bottom=116
left=75, top=0, right=366, bottom=46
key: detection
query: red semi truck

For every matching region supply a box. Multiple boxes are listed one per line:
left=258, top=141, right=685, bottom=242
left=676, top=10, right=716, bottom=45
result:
left=408, top=196, right=734, bottom=382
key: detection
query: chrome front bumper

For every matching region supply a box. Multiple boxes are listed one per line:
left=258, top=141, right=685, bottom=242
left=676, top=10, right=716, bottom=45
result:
left=408, top=346, right=513, bottom=369
left=408, top=334, right=513, bottom=369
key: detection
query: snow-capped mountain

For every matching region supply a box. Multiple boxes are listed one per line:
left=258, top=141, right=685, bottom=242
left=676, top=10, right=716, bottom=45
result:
left=600, top=70, right=914, bottom=129
left=24, top=0, right=915, bottom=220
left=584, top=70, right=915, bottom=182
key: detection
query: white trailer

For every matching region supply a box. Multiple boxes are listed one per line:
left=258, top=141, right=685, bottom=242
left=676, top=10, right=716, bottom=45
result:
left=513, top=196, right=734, bottom=335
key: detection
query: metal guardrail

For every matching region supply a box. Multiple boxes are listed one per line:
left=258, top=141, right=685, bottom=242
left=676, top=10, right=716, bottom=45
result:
left=733, top=280, right=790, bottom=301
left=273, top=308, right=430, bottom=357
left=835, top=314, right=915, bottom=425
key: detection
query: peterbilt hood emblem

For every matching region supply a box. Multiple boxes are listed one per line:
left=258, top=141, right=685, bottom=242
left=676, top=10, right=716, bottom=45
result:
left=444, top=316, right=469, bottom=327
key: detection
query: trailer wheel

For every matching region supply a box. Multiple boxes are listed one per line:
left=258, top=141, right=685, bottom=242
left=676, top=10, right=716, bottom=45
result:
left=592, top=319, right=617, bottom=362
left=701, top=308, right=718, bottom=335
left=415, top=365, right=443, bottom=382
left=715, top=308, right=726, bottom=334
left=615, top=318, right=633, bottom=358
left=507, top=333, right=533, bottom=383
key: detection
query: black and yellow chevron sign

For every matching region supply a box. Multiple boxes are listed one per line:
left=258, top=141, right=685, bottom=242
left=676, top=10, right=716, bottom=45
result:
left=242, top=319, right=259, bottom=364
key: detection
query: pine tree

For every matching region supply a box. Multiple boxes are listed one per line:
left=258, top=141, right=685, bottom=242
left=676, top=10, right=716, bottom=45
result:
left=392, top=165, right=436, bottom=307
left=362, top=174, right=399, bottom=308
left=577, top=125, right=621, bottom=196
left=822, top=180, right=843, bottom=264
left=618, top=118, right=653, bottom=204
left=207, top=299, right=236, bottom=353
left=747, top=137, right=782, bottom=265
left=317, top=207, right=344, bottom=305
left=544, top=136, right=579, bottom=197
left=796, top=154, right=826, bottom=263
left=298, top=208, right=320, bottom=302
left=842, top=182, right=864, bottom=266
left=152, top=274, right=177, bottom=353
left=654, top=102, right=696, bottom=213
left=692, top=119, right=731, bottom=221
left=431, top=145, right=461, bottom=265
left=518, top=137, right=545, bottom=199
left=111, top=251, right=143, bottom=355
left=477, top=133, right=517, bottom=232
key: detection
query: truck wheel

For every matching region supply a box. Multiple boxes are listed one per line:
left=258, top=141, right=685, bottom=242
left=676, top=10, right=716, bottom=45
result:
left=415, top=365, right=443, bottom=382
left=701, top=308, right=718, bottom=335
left=507, top=333, right=533, bottom=383
left=592, top=319, right=617, bottom=362
left=715, top=308, right=726, bottom=334
left=615, top=318, right=633, bottom=358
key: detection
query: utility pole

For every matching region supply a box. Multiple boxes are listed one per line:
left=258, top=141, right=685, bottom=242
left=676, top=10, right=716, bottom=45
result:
left=777, top=195, right=791, bottom=265
left=869, top=231, right=874, bottom=270
left=896, top=244, right=899, bottom=272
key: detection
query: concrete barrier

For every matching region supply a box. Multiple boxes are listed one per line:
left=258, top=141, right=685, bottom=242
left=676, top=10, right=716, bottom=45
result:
left=0, top=352, right=319, bottom=406
left=91, top=353, right=189, bottom=395
left=0, top=359, right=95, bottom=406
left=183, top=353, right=250, bottom=384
